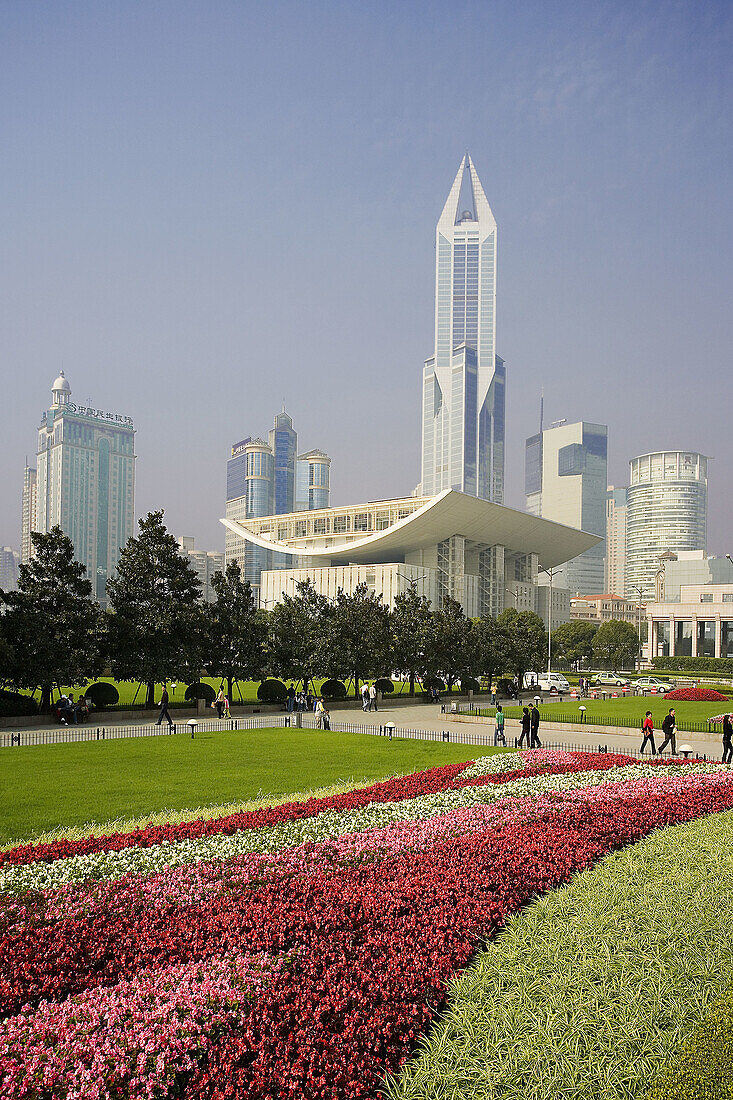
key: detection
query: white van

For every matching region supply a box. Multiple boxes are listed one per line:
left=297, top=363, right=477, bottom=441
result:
left=524, top=672, right=571, bottom=695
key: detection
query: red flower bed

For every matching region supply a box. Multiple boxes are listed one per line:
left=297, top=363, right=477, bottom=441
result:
left=664, top=688, right=728, bottom=701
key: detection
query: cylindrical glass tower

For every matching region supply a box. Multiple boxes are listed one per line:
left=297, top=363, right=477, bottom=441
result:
left=625, top=451, right=708, bottom=598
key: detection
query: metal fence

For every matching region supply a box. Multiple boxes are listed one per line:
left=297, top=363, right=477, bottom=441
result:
left=455, top=704, right=721, bottom=735
left=0, top=713, right=712, bottom=761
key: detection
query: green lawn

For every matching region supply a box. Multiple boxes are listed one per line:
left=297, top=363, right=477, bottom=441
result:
left=0, top=727, right=483, bottom=845
left=479, top=695, right=730, bottom=730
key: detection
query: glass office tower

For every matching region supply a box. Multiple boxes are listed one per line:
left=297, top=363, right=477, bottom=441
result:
left=268, top=410, right=297, bottom=515
left=421, top=154, right=505, bottom=503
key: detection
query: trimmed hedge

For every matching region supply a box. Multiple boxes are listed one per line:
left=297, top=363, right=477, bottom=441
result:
left=320, top=679, right=347, bottom=700
left=184, top=682, right=215, bottom=705
left=460, top=676, right=480, bottom=693
left=0, top=690, right=38, bottom=718
left=653, top=655, right=733, bottom=675
left=374, top=677, right=394, bottom=695
left=649, top=989, right=733, bottom=1099
left=84, top=682, right=120, bottom=709
left=257, top=679, right=287, bottom=704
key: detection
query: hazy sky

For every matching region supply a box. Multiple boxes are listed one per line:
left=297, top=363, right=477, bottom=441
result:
left=2, top=0, right=732, bottom=555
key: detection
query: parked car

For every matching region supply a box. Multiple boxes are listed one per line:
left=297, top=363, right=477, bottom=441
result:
left=633, top=676, right=673, bottom=693
left=524, top=672, right=571, bottom=695
left=591, top=672, right=631, bottom=688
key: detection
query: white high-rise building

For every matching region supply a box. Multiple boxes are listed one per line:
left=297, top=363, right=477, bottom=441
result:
left=34, top=373, right=136, bottom=605
left=604, top=486, right=628, bottom=596
left=524, top=419, right=607, bottom=595
left=421, top=154, right=505, bottom=503
left=625, top=451, right=708, bottom=599
left=21, top=464, right=37, bottom=563
left=176, top=537, right=225, bottom=602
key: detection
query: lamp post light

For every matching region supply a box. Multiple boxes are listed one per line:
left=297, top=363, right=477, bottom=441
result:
left=538, top=566, right=557, bottom=677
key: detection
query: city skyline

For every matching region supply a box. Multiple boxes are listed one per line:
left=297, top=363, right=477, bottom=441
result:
left=1, top=3, right=731, bottom=557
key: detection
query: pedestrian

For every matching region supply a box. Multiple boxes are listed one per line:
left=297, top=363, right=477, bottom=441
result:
left=491, top=680, right=497, bottom=706
left=658, top=708, right=677, bottom=755
left=369, top=682, right=378, bottom=712
left=322, top=703, right=331, bottom=731
left=286, top=684, right=295, bottom=713
left=361, top=683, right=370, bottom=711
left=306, top=691, right=313, bottom=711
left=518, top=706, right=531, bottom=747
left=530, top=703, right=542, bottom=748
left=494, top=704, right=506, bottom=746
left=222, top=694, right=230, bottom=719
left=215, top=685, right=226, bottom=719
left=315, top=697, right=326, bottom=729
left=722, top=713, right=733, bottom=765
left=156, top=684, right=173, bottom=728
left=639, top=710, right=656, bottom=755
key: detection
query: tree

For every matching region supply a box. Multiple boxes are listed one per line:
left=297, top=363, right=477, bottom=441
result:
left=423, top=596, right=473, bottom=692
left=551, top=620, right=597, bottom=669
left=322, top=583, right=392, bottom=698
left=1, top=527, right=104, bottom=710
left=206, top=561, right=267, bottom=701
left=390, top=582, right=434, bottom=695
left=471, top=615, right=512, bottom=687
left=592, top=619, right=639, bottom=670
left=266, top=579, right=331, bottom=693
left=106, top=511, right=204, bottom=707
left=496, top=607, right=547, bottom=690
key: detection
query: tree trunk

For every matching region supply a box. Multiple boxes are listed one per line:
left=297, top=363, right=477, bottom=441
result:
left=409, top=671, right=415, bottom=696
left=146, top=680, right=155, bottom=708
left=40, top=683, right=53, bottom=713
left=228, top=675, right=234, bottom=703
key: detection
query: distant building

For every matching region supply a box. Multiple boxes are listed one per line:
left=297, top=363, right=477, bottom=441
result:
left=21, top=465, right=37, bottom=563
left=525, top=419, right=607, bottom=595
left=625, top=451, right=708, bottom=599
left=176, top=537, right=225, bottom=603
left=604, top=486, right=627, bottom=597
left=34, top=373, right=136, bottom=604
left=0, top=547, right=20, bottom=592
left=534, top=583, right=571, bottom=629
left=570, top=593, right=640, bottom=626
left=654, top=550, right=733, bottom=603
left=223, top=490, right=599, bottom=616
left=645, top=583, right=733, bottom=660
left=225, top=409, right=331, bottom=594
left=420, top=154, right=505, bottom=503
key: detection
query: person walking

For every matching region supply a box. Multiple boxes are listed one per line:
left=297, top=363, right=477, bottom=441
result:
left=156, top=684, right=173, bottom=728
left=518, top=706, right=531, bottom=747
left=222, top=694, right=230, bottom=719
left=639, top=710, right=656, bottom=755
left=658, top=708, right=677, bottom=755
left=530, top=703, right=542, bottom=748
left=494, top=704, right=506, bottom=746
left=369, top=682, right=378, bottom=712
left=361, top=683, right=370, bottom=711
left=722, top=713, right=733, bottom=765
left=286, top=684, right=295, bottom=713
left=315, top=697, right=325, bottom=728
left=215, top=686, right=226, bottom=719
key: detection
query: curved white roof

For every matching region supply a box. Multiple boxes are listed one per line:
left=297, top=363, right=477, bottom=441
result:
left=221, top=489, right=600, bottom=570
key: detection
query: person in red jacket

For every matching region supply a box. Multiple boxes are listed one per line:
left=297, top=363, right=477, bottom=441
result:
left=640, top=711, right=656, bottom=755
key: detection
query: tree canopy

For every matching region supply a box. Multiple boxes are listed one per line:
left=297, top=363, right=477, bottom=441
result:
left=592, top=619, right=639, bottom=669
left=497, top=607, right=547, bottom=688
left=206, top=561, right=267, bottom=701
left=552, top=620, right=597, bottom=668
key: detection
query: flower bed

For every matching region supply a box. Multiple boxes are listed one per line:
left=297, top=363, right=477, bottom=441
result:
left=1, top=750, right=732, bottom=1098
left=664, top=687, right=729, bottom=701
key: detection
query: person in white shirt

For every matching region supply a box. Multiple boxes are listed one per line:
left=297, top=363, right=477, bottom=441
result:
left=369, top=682, right=378, bottom=712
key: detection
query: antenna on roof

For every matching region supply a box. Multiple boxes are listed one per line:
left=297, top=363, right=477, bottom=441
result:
left=539, top=389, right=544, bottom=434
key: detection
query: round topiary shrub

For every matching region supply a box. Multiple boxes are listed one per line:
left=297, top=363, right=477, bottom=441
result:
left=320, top=678, right=347, bottom=700
left=374, top=677, right=394, bottom=695
left=0, top=689, right=39, bottom=717
left=460, top=676, right=480, bottom=693
left=664, top=687, right=728, bottom=701
left=257, top=678, right=288, bottom=704
left=422, top=675, right=445, bottom=693
left=184, top=682, right=216, bottom=705
left=84, top=681, right=120, bottom=709
left=497, top=677, right=517, bottom=697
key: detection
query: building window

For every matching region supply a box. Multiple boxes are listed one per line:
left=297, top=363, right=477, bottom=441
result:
left=674, top=620, right=693, bottom=657
left=294, top=521, right=306, bottom=537
left=313, top=517, right=327, bottom=535
left=722, top=622, right=733, bottom=658
left=333, top=515, right=348, bottom=533
left=354, top=513, right=369, bottom=532
left=700, top=593, right=713, bottom=602
left=697, top=620, right=716, bottom=658
left=723, top=594, right=733, bottom=603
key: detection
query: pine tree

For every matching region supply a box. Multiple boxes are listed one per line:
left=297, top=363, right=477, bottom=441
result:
left=1, top=527, right=104, bottom=710
left=107, top=511, right=203, bottom=707
left=206, top=561, right=266, bottom=701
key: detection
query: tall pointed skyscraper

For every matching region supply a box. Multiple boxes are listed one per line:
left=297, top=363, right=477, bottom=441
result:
left=421, top=155, right=505, bottom=502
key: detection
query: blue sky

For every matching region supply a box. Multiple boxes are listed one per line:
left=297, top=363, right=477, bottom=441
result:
left=1, top=0, right=731, bottom=553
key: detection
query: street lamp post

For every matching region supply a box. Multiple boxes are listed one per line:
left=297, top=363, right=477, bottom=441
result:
left=538, top=566, right=556, bottom=677
left=629, top=584, right=644, bottom=671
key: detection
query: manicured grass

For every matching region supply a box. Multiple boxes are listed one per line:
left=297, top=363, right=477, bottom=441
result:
left=479, top=694, right=730, bottom=729
left=388, top=810, right=733, bottom=1100
left=0, top=727, right=483, bottom=845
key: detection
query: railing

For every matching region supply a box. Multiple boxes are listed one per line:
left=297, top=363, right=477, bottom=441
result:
left=455, top=704, right=721, bottom=735
left=0, top=713, right=712, bottom=761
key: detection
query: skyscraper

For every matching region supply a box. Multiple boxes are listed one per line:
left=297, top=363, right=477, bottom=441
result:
left=295, top=450, right=331, bottom=512
left=604, top=486, right=628, bottom=596
left=34, top=373, right=136, bottom=604
left=268, top=410, right=297, bottom=515
left=625, top=451, right=708, bottom=599
left=21, top=464, right=37, bottom=563
left=421, top=154, right=505, bottom=503
left=524, top=419, right=607, bottom=594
